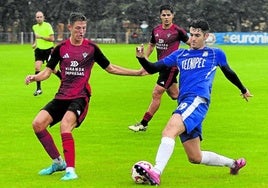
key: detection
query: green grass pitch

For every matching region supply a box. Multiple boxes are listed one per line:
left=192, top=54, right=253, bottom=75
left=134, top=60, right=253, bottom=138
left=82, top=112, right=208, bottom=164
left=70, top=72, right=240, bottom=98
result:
left=0, top=43, right=267, bottom=188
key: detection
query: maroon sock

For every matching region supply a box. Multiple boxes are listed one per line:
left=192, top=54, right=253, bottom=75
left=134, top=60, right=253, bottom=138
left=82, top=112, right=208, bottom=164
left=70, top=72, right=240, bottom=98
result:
left=61, top=133, right=75, bottom=168
left=35, top=129, right=60, bottom=159
left=141, top=112, right=153, bottom=126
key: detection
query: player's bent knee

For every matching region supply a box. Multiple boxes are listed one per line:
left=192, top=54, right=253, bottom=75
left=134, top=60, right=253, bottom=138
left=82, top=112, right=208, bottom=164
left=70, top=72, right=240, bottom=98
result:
left=170, top=92, right=178, bottom=99
left=187, top=156, right=202, bottom=164
left=32, top=120, right=46, bottom=132
left=162, top=128, right=179, bottom=139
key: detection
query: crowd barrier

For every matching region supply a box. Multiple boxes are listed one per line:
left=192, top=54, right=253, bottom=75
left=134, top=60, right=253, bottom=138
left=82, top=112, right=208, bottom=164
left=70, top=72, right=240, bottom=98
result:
left=206, top=32, right=268, bottom=45
left=1, top=32, right=268, bottom=45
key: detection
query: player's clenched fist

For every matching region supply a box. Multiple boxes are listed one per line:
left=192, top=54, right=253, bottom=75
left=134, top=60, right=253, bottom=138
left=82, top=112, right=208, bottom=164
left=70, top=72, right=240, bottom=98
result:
left=136, top=44, right=144, bottom=58
left=25, top=75, right=35, bottom=85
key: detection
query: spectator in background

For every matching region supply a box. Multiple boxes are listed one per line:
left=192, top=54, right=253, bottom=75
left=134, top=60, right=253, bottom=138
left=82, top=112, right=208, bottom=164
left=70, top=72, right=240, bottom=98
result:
left=32, top=11, right=61, bottom=96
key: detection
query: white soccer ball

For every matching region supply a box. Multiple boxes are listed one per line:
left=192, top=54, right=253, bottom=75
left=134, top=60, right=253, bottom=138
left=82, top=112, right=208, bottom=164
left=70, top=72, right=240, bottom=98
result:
left=131, top=161, right=153, bottom=184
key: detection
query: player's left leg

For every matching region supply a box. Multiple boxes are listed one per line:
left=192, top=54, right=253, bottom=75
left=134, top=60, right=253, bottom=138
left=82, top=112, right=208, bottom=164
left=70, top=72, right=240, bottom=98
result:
left=129, top=68, right=176, bottom=132
left=135, top=113, right=185, bottom=185
left=166, top=82, right=178, bottom=100
left=144, top=84, right=166, bottom=121
left=53, top=68, right=62, bottom=79
left=33, top=110, right=66, bottom=175
left=183, top=137, right=246, bottom=175
left=60, top=98, right=88, bottom=180
left=128, top=84, right=166, bottom=132
left=165, top=66, right=179, bottom=100
left=33, top=60, right=43, bottom=96
left=60, top=111, right=78, bottom=180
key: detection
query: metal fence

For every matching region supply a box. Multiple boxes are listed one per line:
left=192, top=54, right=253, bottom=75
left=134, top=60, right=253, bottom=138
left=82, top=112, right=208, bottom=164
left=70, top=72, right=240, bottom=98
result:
left=0, top=32, right=150, bottom=44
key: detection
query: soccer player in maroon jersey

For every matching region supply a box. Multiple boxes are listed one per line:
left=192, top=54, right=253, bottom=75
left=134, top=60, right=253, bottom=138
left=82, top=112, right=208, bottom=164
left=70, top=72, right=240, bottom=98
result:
left=25, top=12, right=146, bottom=181
left=129, top=4, right=190, bottom=132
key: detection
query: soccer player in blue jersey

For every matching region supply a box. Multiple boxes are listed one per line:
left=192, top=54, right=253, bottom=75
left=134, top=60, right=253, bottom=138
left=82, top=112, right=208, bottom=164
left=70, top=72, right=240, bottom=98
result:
left=128, top=4, right=190, bottom=132
left=25, top=12, right=146, bottom=181
left=134, top=19, right=253, bottom=185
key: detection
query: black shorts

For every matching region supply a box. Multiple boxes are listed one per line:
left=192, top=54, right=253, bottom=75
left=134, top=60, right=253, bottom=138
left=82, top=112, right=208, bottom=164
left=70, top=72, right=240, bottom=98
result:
left=34, top=47, right=53, bottom=62
left=156, top=66, right=178, bottom=89
left=42, top=97, right=90, bottom=127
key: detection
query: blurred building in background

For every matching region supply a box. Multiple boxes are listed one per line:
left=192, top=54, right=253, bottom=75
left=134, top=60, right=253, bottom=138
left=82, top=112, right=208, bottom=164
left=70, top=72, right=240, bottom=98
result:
left=0, top=0, right=267, bottom=44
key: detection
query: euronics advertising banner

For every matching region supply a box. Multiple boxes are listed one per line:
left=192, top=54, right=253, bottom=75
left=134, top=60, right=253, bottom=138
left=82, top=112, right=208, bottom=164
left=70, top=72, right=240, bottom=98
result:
left=208, top=32, right=268, bottom=45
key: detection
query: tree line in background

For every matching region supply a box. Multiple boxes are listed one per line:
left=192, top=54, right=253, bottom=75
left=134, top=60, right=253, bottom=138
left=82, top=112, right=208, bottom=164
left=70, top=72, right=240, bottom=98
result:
left=0, top=0, right=267, bottom=42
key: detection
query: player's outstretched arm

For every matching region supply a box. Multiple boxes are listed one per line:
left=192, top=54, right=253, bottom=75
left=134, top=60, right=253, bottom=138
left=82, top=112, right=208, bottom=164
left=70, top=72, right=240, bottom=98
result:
left=105, top=64, right=147, bottom=76
left=144, top=43, right=155, bottom=59
left=25, top=67, right=53, bottom=85
left=240, top=89, right=253, bottom=102
left=136, top=44, right=166, bottom=74
left=220, top=65, right=253, bottom=101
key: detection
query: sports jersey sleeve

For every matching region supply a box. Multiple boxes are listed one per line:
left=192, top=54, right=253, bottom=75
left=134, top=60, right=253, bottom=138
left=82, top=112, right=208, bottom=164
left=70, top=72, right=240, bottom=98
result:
left=93, top=45, right=110, bottom=69
left=137, top=57, right=166, bottom=74
left=177, top=26, right=189, bottom=43
left=216, top=48, right=228, bottom=67
left=216, top=49, right=247, bottom=94
left=46, top=45, right=61, bottom=70
left=162, top=50, right=182, bottom=67
left=149, top=29, right=156, bottom=44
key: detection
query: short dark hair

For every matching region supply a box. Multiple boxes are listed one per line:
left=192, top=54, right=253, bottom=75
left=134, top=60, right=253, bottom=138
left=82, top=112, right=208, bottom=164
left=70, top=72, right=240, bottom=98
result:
left=160, top=4, right=173, bottom=14
left=189, top=19, right=210, bottom=33
left=68, top=12, right=87, bottom=25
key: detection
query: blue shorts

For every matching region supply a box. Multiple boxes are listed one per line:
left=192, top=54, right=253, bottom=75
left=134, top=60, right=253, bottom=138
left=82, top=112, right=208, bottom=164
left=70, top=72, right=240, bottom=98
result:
left=173, top=96, right=209, bottom=143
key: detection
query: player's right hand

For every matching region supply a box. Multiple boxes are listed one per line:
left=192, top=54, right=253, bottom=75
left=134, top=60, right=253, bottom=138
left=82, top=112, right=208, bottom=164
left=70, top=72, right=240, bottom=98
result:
left=241, top=88, right=253, bottom=102
left=25, top=75, right=35, bottom=85
left=139, top=68, right=149, bottom=76
left=136, top=44, right=144, bottom=58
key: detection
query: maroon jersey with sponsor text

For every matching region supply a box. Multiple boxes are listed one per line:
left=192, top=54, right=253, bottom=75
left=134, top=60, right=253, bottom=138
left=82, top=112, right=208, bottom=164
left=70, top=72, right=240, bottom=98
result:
left=150, top=24, right=189, bottom=60
left=47, top=38, right=110, bottom=100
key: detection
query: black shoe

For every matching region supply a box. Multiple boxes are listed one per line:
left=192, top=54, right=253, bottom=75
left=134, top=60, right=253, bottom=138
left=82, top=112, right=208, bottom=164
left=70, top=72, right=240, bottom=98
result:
left=128, top=123, right=147, bottom=132
left=33, top=89, right=42, bottom=96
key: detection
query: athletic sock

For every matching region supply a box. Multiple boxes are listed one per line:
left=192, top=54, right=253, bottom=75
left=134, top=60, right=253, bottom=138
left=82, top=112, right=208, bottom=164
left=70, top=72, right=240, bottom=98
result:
left=66, top=167, right=75, bottom=173
left=35, top=71, right=41, bottom=90
left=61, top=133, right=75, bottom=168
left=53, top=156, right=64, bottom=165
left=201, top=151, right=235, bottom=168
left=141, top=112, right=153, bottom=126
left=35, top=129, right=60, bottom=159
left=154, top=137, right=175, bottom=174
